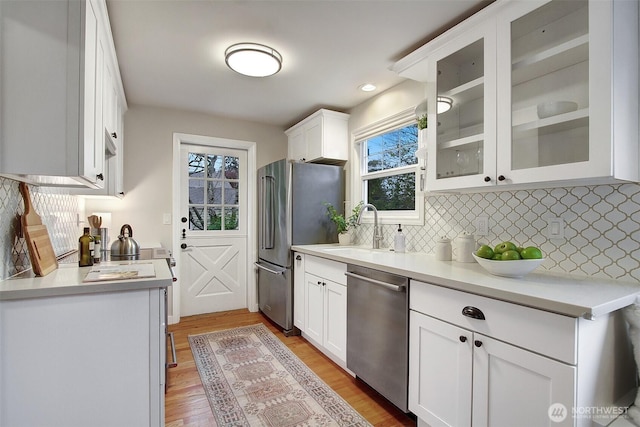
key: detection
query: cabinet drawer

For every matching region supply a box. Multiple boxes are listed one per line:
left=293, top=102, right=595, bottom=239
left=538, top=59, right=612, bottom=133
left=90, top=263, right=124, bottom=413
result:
left=410, top=280, right=577, bottom=364
left=305, top=255, right=346, bottom=286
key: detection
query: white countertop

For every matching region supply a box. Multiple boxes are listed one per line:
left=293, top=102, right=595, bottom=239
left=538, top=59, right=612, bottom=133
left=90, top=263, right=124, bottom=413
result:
left=292, top=244, right=640, bottom=319
left=0, top=259, right=172, bottom=301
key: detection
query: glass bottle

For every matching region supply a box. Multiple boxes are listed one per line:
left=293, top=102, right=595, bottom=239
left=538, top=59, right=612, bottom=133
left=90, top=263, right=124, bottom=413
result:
left=79, top=227, right=94, bottom=267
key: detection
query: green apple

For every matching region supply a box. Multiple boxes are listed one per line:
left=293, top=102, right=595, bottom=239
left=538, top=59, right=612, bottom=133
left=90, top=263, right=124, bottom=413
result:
left=476, top=245, right=494, bottom=259
left=520, top=246, right=543, bottom=259
left=492, top=253, right=502, bottom=260
left=494, top=241, right=517, bottom=254
left=501, top=250, right=522, bottom=260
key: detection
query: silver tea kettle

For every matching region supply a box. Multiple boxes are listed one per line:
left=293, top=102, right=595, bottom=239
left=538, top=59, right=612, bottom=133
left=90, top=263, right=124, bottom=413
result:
left=110, top=224, right=140, bottom=260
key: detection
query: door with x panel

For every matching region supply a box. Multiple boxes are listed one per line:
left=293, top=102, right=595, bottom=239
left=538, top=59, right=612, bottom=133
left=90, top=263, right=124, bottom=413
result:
left=180, top=145, right=247, bottom=316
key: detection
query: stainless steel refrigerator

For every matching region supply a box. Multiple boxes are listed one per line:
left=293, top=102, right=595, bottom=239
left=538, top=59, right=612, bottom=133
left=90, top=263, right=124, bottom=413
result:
left=255, top=159, right=344, bottom=335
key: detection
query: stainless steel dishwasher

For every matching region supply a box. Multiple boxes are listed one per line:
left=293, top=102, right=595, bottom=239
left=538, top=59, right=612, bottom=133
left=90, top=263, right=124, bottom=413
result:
left=346, top=264, right=409, bottom=412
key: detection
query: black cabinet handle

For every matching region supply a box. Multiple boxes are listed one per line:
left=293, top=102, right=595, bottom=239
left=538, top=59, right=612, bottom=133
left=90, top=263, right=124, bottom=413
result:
left=111, top=132, right=117, bottom=139
left=118, top=192, right=124, bottom=196
left=474, top=340, right=483, bottom=348
left=317, top=281, right=322, bottom=285
left=459, top=336, right=467, bottom=343
left=96, top=173, right=104, bottom=181
left=498, top=175, right=506, bottom=181
left=462, top=306, right=486, bottom=320
left=296, top=255, right=302, bottom=260
left=484, top=176, right=491, bottom=182
left=181, top=243, right=187, bottom=249
left=181, top=217, right=188, bottom=223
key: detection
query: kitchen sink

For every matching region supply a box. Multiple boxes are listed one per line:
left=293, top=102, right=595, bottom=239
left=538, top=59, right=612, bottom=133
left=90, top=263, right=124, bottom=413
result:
left=322, top=246, right=386, bottom=254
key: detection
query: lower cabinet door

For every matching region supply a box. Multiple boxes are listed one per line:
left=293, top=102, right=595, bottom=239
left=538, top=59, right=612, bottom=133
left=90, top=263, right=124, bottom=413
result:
left=304, top=272, right=324, bottom=345
left=472, top=333, right=576, bottom=427
left=409, top=311, right=473, bottom=427
left=323, top=280, right=347, bottom=362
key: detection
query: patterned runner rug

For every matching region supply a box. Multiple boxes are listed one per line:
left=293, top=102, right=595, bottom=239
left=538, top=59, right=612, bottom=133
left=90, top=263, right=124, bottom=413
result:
left=189, top=323, right=372, bottom=427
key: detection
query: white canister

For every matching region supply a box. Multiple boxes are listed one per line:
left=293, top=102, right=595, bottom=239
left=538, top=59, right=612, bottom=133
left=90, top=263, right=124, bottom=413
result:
left=455, top=232, right=477, bottom=263
left=435, top=237, right=452, bottom=261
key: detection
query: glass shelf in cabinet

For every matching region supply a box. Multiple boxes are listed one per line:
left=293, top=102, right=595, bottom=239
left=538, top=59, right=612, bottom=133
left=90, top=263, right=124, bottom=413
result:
left=512, top=34, right=588, bottom=86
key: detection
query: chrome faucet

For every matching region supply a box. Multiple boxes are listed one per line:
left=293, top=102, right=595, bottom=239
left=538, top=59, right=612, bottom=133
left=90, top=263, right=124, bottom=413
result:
left=357, top=203, right=382, bottom=249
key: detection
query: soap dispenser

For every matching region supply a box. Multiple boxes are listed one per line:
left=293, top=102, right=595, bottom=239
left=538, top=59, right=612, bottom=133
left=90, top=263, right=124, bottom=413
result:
left=394, top=224, right=406, bottom=253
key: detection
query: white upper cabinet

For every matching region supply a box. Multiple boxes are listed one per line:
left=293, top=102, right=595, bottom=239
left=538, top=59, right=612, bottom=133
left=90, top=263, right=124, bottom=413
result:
left=394, top=0, right=639, bottom=192
left=0, top=0, right=126, bottom=190
left=286, top=109, right=350, bottom=165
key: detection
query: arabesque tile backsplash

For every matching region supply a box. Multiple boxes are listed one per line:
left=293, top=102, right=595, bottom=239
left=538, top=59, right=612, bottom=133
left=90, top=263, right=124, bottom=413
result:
left=0, top=177, right=78, bottom=280
left=353, top=183, right=640, bottom=283
left=2, top=175, right=640, bottom=283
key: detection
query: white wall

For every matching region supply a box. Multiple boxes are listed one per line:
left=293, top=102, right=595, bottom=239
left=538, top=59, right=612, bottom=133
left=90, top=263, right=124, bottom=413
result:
left=85, top=105, right=287, bottom=250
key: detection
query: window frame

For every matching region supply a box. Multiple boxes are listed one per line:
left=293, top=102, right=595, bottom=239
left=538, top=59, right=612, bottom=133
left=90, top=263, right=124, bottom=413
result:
left=350, top=107, right=425, bottom=226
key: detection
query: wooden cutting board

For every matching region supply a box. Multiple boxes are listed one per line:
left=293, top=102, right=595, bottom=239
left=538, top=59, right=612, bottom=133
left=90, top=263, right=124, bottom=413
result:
left=19, top=183, right=58, bottom=276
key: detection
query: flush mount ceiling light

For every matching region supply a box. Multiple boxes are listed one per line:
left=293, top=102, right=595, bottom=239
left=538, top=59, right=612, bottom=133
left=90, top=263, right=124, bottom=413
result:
left=359, top=83, right=377, bottom=92
left=225, top=43, right=282, bottom=77
left=437, top=96, right=453, bottom=114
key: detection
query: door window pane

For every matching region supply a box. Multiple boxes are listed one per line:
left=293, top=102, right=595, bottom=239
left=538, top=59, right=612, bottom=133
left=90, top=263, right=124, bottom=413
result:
left=188, top=152, right=241, bottom=231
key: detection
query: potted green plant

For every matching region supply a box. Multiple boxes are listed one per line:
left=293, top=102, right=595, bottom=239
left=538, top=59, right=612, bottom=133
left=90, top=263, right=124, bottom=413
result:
left=324, top=201, right=364, bottom=245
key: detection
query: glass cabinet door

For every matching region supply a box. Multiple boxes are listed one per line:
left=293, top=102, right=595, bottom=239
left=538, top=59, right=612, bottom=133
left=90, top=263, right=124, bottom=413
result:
left=427, top=23, right=496, bottom=191
left=498, top=0, right=591, bottom=183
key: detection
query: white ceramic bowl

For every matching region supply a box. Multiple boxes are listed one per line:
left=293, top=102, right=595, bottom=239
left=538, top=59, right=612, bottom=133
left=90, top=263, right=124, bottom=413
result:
left=472, top=253, right=545, bottom=278
left=537, top=101, right=578, bottom=119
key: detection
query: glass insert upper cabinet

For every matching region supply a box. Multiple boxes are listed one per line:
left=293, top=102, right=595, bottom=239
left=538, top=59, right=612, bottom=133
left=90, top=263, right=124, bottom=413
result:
left=497, top=0, right=598, bottom=187
left=426, top=22, right=497, bottom=191
left=424, top=0, right=638, bottom=192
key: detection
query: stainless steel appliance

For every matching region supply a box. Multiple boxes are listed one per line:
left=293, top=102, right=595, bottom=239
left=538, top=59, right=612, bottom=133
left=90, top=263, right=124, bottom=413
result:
left=256, top=159, right=344, bottom=335
left=346, top=264, right=409, bottom=412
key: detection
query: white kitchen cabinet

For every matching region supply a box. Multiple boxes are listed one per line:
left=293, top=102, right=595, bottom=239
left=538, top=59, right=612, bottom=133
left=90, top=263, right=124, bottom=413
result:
left=410, top=280, right=636, bottom=427
left=395, top=0, right=638, bottom=192
left=286, top=109, right=350, bottom=165
left=70, top=0, right=127, bottom=198
left=0, top=288, right=166, bottom=427
left=302, top=255, right=347, bottom=365
left=293, top=252, right=305, bottom=331
left=0, top=0, right=114, bottom=189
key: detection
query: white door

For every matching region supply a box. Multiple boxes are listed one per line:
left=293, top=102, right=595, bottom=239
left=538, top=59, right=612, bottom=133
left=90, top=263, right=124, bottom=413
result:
left=323, top=280, right=346, bottom=362
left=409, top=311, right=473, bottom=427
left=179, top=144, right=248, bottom=316
left=472, top=334, right=576, bottom=427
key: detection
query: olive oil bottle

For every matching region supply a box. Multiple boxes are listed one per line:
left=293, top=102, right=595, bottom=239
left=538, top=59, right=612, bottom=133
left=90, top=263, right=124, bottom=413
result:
left=79, top=227, right=94, bottom=267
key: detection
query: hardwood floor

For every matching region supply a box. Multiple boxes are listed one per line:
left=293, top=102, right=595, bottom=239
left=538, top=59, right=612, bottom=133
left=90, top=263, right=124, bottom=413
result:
left=165, top=309, right=416, bottom=427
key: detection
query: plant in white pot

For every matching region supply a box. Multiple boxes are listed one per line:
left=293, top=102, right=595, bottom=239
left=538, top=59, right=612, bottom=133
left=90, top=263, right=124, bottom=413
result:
left=324, top=201, right=364, bottom=245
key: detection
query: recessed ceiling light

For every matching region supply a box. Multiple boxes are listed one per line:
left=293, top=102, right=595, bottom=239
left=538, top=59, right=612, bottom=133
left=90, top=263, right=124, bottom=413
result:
left=359, top=83, right=377, bottom=92
left=225, top=42, right=282, bottom=77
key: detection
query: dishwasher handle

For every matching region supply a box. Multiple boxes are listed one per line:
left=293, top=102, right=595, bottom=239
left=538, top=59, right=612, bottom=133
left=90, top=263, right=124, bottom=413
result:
left=345, top=271, right=406, bottom=292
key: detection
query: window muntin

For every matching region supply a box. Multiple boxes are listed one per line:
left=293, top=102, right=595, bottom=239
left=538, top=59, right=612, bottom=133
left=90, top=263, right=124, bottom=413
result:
left=360, top=123, right=418, bottom=212
left=188, top=153, right=240, bottom=231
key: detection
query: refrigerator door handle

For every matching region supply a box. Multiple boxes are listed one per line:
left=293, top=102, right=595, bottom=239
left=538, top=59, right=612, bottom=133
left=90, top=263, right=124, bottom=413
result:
left=262, top=175, right=275, bottom=249
left=255, top=262, right=284, bottom=275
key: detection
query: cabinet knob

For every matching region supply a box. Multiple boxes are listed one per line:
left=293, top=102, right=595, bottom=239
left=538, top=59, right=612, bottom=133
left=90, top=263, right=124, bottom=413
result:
left=498, top=175, right=506, bottom=181
left=462, top=306, right=486, bottom=320
left=317, top=281, right=322, bottom=285
left=296, top=255, right=302, bottom=260
left=118, top=192, right=124, bottom=196
left=96, top=173, right=104, bottom=181
left=459, top=336, right=467, bottom=343
left=181, top=217, right=188, bottom=223
left=111, top=132, right=117, bottom=139
left=484, top=176, right=491, bottom=182
left=181, top=243, right=187, bottom=249
left=474, top=340, right=483, bottom=348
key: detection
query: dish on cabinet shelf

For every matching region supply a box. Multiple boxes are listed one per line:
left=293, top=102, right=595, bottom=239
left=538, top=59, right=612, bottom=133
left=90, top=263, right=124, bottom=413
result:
left=536, top=101, right=578, bottom=119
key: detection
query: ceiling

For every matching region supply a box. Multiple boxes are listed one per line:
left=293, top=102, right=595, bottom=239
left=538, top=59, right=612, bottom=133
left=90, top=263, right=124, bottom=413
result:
left=106, top=0, right=491, bottom=129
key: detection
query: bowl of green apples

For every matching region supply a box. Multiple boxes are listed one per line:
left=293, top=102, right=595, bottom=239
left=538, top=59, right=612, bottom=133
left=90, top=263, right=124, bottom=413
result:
left=473, top=241, right=544, bottom=278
